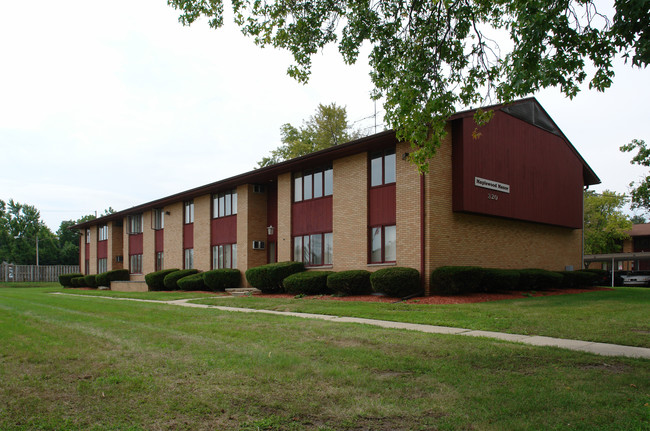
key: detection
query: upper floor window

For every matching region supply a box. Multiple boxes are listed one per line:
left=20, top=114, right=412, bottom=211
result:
left=153, top=209, right=164, bottom=230
left=85, top=229, right=90, bottom=244
left=98, top=224, right=108, bottom=241
left=213, top=190, right=237, bottom=218
left=370, top=148, right=396, bottom=187
left=294, top=165, right=333, bottom=202
left=128, top=214, right=143, bottom=234
left=184, top=200, right=194, bottom=224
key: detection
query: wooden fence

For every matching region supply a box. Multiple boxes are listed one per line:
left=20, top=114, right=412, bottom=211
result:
left=1, top=262, right=80, bottom=283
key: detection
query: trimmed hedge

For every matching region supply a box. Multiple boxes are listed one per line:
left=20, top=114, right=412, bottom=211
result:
left=557, top=270, right=599, bottom=289
left=430, top=266, right=484, bottom=295
left=96, top=269, right=130, bottom=287
left=145, top=269, right=180, bottom=291
left=202, top=269, right=241, bottom=291
left=70, top=276, right=86, bottom=287
left=83, top=274, right=98, bottom=288
left=481, top=268, right=520, bottom=292
left=327, top=270, right=372, bottom=296
left=245, top=261, right=305, bottom=293
left=59, top=273, right=83, bottom=287
left=284, top=271, right=333, bottom=295
left=517, top=269, right=563, bottom=291
left=370, top=267, right=421, bottom=298
left=163, top=269, right=199, bottom=290
left=177, top=273, right=207, bottom=291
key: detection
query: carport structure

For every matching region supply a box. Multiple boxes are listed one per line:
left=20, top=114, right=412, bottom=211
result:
left=584, top=251, right=650, bottom=286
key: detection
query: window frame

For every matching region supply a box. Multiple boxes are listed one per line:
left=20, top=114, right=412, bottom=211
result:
left=127, top=214, right=143, bottom=234
left=152, top=209, right=164, bottom=230
left=184, top=201, right=194, bottom=224
left=369, top=224, right=397, bottom=264
left=293, top=165, right=333, bottom=203
left=370, top=148, right=396, bottom=188
left=212, top=243, right=237, bottom=269
left=98, top=224, right=108, bottom=242
left=293, top=232, right=333, bottom=267
left=212, top=190, right=238, bottom=219
left=97, top=257, right=107, bottom=274
left=184, top=248, right=194, bottom=269
left=129, top=254, right=143, bottom=274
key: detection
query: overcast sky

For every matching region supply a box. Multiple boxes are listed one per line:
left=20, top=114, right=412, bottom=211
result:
left=1, top=0, right=649, bottom=232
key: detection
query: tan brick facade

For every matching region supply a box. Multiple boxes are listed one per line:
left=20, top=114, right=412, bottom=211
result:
left=237, top=184, right=268, bottom=285
left=194, top=195, right=212, bottom=271
left=88, top=227, right=97, bottom=275
left=108, top=220, right=123, bottom=271
left=163, top=202, right=183, bottom=270
left=395, top=141, right=422, bottom=273
left=277, top=173, right=293, bottom=262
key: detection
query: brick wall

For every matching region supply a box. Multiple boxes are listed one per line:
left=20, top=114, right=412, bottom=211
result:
left=277, top=173, right=293, bottom=262
left=88, top=225, right=97, bottom=275
left=395, top=141, right=421, bottom=272
left=142, top=210, right=156, bottom=275
left=194, top=194, right=212, bottom=271
left=109, top=220, right=123, bottom=271
left=237, top=184, right=268, bottom=286
left=164, top=202, right=183, bottom=270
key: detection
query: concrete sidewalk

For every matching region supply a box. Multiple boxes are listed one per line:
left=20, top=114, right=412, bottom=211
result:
left=53, top=293, right=650, bottom=360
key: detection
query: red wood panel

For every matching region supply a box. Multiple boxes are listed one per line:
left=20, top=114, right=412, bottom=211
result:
left=183, top=224, right=194, bottom=249
left=369, top=184, right=396, bottom=226
left=452, top=110, right=583, bottom=228
left=129, top=233, right=143, bottom=255
left=211, top=215, right=237, bottom=245
left=292, top=196, right=333, bottom=236
left=85, top=243, right=90, bottom=259
left=97, top=240, right=108, bottom=259
left=155, top=230, right=164, bottom=253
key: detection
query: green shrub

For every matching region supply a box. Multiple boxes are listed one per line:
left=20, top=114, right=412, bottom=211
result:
left=83, top=274, right=98, bottom=288
left=284, top=271, right=333, bottom=295
left=202, top=269, right=241, bottom=291
left=59, top=273, right=83, bottom=287
left=163, top=269, right=199, bottom=290
left=371, top=267, right=421, bottom=298
left=517, top=269, right=563, bottom=291
left=145, top=269, right=180, bottom=291
left=327, top=270, right=372, bottom=295
left=96, top=269, right=130, bottom=287
left=557, top=270, right=599, bottom=289
left=70, top=276, right=86, bottom=288
left=480, top=268, right=520, bottom=292
left=177, top=273, right=207, bottom=291
left=582, top=268, right=609, bottom=286
left=245, top=261, right=305, bottom=293
left=430, top=266, right=484, bottom=295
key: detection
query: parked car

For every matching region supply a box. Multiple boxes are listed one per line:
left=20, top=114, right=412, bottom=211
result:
left=620, top=271, right=650, bottom=287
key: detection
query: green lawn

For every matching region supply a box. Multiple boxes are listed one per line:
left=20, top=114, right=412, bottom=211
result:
left=0, top=286, right=649, bottom=430
left=191, top=287, right=650, bottom=348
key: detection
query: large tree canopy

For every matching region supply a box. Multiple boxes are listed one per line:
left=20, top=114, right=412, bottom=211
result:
left=169, top=0, right=648, bottom=171
left=583, top=190, right=632, bottom=255
left=258, top=103, right=362, bottom=167
left=620, top=139, right=650, bottom=214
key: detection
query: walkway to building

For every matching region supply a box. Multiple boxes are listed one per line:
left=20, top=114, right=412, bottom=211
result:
left=52, top=293, right=650, bottom=360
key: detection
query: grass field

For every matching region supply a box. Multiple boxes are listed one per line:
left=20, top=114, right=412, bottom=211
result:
left=0, top=285, right=649, bottom=430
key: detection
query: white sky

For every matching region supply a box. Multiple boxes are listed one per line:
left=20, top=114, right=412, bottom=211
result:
left=1, top=0, right=649, bottom=231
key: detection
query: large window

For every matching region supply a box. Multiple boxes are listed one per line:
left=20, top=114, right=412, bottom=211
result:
left=128, top=214, right=143, bottom=234
left=184, top=248, right=194, bottom=269
left=293, top=232, right=333, bottom=266
left=98, top=225, right=108, bottom=241
left=370, top=225, right=396, bottom=263
left=184, top=201, right=194, bottom=224
left=156, top=252, right=164, bottom=271
left=370, top=148, right=396, bottom=187
left=294, top=165, right=333, bottom=202
left=212, top=243, right=237, bottom=269
left=130, top=254, right=143, bottom=274
left=212, top=190, right=237, bottom=218
left=85, top=229, right=90, bottom=244
left=153, top=209, right=164, bottom=230
left=97, top=258, right=107, bottom=274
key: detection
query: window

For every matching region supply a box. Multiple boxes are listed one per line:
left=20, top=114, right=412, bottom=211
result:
left=184, top=201, right=194, bottom=224
left=85, top=260, right=90, bottom=274
left=156, top=252, right=164, bottom=271
left=85, top=229, right=90, bottom=244
left=370, top=148, right=396, bottom=187
left=130, top=254, right=143, bottom=274
left=153, top=209, right=164, bottom=230
left=212, top=243, right=237, bottom=269
left=294, top=165, right=333, bottom=202
left=97, top=258, right=107, bottom=274
left=98, top=225, right=108, bottom=241
left=370, top=225, right=396, bottom=263
left=184, top=248, right=194, bottom=269
left=128, top=214, right=143, bottom=234
left=293, top=232, right=333, bottom=266
left=212, top=190, right=237, bottom=218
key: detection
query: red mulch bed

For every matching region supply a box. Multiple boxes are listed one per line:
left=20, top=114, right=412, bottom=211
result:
left=255, top=287, right=612, bottom=304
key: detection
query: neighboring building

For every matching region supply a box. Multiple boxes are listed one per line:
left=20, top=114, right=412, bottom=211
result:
left=586, top=224, right=650, bottom=271
left=73, top=98, right=600, bottom=294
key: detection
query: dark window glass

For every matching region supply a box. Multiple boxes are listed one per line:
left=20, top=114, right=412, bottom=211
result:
left=313, top=171, right=323, bottom=198
left=304, top=174, right=313, bottom=200
left=324, top=168, right=333, bottom=196
left=384, top=151, right=396, bottom=184
left=371, top=156, right=383, bottom=187
left=294, top=176, right=303, bottom=202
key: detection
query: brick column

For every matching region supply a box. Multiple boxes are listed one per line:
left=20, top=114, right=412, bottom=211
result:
left=163, top=202, right=183, bottom=270
left=142, top=210, right=156, bottom=275
left=194, top=194, right=212, bottom=271
left=277, top=173, right=292, bottom=262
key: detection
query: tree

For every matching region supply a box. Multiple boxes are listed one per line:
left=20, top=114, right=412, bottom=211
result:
left=257, top=103, right=362, bottom=167
left=56, top=210, right=115, bottom=266
left=169, top=0, right=649, bottom=171
left=620, top=139, right=650, bottom=213
left=631, top=215, right=647, bottom=225
left=583, top=190, right=633, bottom=255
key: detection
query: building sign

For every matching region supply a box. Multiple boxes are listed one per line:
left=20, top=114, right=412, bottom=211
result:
left=474, top=177, right=510, bottom=194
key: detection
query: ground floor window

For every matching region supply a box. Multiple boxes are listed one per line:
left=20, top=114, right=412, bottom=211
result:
left=293, top=232, right=333, bottom=266
left=212, top=244, right=237, bottom=269
left=184, top=248, right=194, bottom=269
left=156, top=252, right=164, bottom=271
left=370, top=225, right=396, bottom=263
left=85, top=260, right=89, bottom=275
left=130, top=254, right=143, bottom=274
left=97, top=258, right=107, bottom=274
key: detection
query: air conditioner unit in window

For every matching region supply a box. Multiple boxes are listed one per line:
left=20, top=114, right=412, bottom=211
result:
left=252, top=240, right=265, bottom=250
left=115, top=256, right=123, bottom=263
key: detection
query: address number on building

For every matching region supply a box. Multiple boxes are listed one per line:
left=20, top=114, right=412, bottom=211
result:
left=488, top=193, right=499, bottom=201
